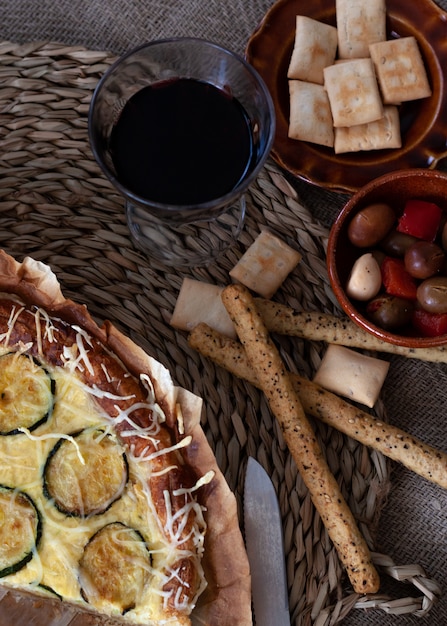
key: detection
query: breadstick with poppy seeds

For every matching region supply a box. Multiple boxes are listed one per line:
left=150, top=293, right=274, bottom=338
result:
left=254, top=298, right=447, bottom=363
left=221, top=283, right=380, bottom=594
left=188, top=323, right=447, bottom=490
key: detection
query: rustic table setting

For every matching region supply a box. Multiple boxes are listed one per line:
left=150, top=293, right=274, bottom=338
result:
left=1, top=1, right=447, bottom=624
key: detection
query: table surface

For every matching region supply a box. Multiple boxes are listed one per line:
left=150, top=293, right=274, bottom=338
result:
left=1, top=1, right=447, bottom=625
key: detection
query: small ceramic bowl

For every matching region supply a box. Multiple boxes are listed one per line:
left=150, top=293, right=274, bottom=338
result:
left=246, top=0, right=447, bottom=193
left=327, top=168, right=447, bottom=348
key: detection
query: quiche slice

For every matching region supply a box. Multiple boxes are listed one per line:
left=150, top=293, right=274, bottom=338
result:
left=0, top=250, right=251, bottom=626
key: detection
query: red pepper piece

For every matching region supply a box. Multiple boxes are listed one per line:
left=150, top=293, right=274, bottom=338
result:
left=412, top=309, right=447, bottom=337
left=396, top=199, right=442, bottom=242
left=381, top=256, right=418, bottom=300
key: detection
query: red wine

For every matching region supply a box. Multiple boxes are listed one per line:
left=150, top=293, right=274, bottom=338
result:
left=110, top=78, right=254, bottom=205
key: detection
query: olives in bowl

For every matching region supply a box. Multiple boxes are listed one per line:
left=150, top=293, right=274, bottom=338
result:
left=327, top=169, right=447, bottom=348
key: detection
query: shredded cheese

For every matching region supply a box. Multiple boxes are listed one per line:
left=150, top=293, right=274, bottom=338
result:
left=18, top=428, right=86, bottom=465
left=0, top=300, right=209, bottom=623
left=173, top=470, right=214, bottom=497
left=0, top=305, right=24, bottom=346
left=33, top=308, right=58, bottom=356
left=146, top=437, right=192, bottom=462
left=71, top=325, right=95, bottom=375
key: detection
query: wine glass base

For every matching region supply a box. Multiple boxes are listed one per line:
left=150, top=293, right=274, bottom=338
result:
left=126, top=197, right=246, bottom=267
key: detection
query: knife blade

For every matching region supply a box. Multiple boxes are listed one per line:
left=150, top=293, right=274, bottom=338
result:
left=244, top=457, right=291, bottom=626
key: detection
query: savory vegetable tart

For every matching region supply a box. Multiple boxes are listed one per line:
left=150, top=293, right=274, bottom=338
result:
left=0, top=250, right=251, bottom=626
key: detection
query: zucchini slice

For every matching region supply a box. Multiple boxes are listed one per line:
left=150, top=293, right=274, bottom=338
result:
left=0, top=352, right=54, bottom=435
left=0, top=485, right=42, bottom=577
left=37, top=583, right=63, bottom=600
left=43, top=428, right=128, bottom=517
left=79, top=522, right=151, bottom=614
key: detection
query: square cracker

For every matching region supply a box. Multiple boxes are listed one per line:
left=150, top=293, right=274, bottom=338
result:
left=369, top=36, right=432, bottom=104
left=323, top=58, right=383, bottom=127
left=313, top=344, right=389, bottom=408
left=170, top=278, right=236, bottom=338
left=334, top=106, right=402, bottom=153
left=229, top=230, right=302, bottom=299
left=287, top=15, right=338, bottom=85
left=336, top=0, right=386, bottom=59
left=288, top=80, right=334, bottom=147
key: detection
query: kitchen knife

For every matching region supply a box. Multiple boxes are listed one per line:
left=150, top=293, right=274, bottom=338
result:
left=244, top=457, right=291, bottom=626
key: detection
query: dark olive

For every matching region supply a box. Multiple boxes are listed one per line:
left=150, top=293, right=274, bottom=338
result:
left=347, top=203, right=396, bottom=248
left=380, top=230, right=418, bottom=257
left=371, top=249, right=386, bottom=267
left=442, top=222, right=447, bottom=252
left=417, top=277, right=447, bottom=314
left=366, top=294, right=414, bottom=331
left=404, top=241, right=445, bottom=279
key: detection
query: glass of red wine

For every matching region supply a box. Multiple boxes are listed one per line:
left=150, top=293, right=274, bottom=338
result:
left=88, top=38, right=275, bottom=267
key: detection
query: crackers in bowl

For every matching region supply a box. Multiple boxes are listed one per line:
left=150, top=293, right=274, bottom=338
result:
left=287, top=0, right=431, bottom=152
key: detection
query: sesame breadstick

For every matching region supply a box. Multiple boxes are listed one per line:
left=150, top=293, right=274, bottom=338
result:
left=221, top=284, right=380, bottom=594
left=255, top=298, right=447, bottom=363
left=188, top=323, right=447, bottom=490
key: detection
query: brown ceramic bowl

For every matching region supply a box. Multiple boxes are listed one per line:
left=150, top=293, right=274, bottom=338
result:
left=245, top=0, right=447, bottom=193
left=327, top=169, right=447, bottom=348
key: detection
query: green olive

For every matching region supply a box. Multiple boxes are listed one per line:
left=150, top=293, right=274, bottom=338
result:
left=366, top=294, right=414, bottom=331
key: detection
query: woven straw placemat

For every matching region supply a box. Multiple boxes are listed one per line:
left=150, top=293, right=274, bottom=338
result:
left=0, top=40, right=443, bottom=625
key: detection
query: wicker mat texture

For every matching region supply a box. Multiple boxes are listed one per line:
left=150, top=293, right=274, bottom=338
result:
left=0, top=40, right=446, bottom=626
